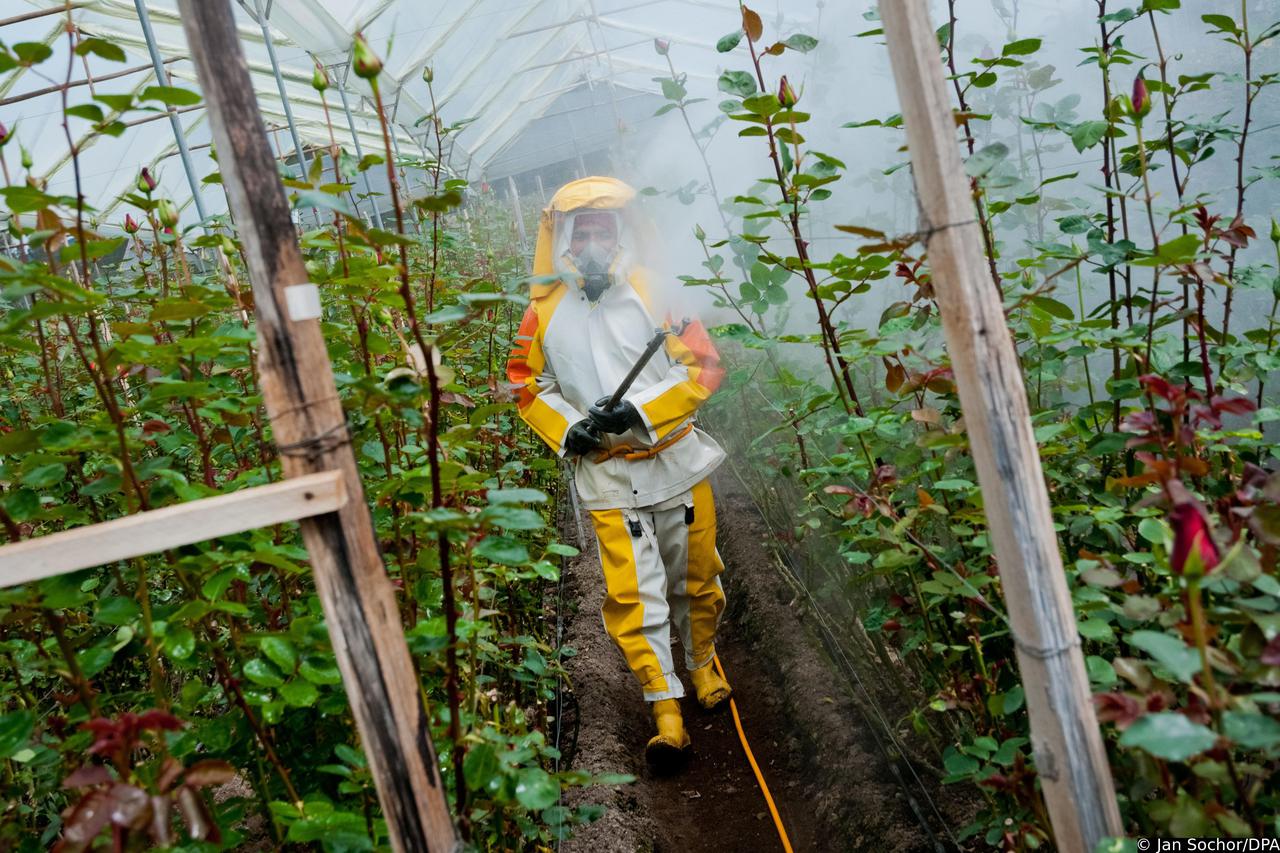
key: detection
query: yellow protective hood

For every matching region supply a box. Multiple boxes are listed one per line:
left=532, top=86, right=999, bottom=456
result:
left=531, top=176, right=637, bottom=299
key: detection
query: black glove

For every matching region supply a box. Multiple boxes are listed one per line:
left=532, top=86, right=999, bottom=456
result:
left=564, top=420, right=603, bottom=456
left=588, top=397, right=641, bottom=434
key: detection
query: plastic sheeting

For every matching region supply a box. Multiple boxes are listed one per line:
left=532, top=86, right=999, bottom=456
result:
left=1, top=0, right=814, bottom=230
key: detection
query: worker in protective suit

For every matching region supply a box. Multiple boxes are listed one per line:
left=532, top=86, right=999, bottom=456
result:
left=507, top=176, right=730, bottom=766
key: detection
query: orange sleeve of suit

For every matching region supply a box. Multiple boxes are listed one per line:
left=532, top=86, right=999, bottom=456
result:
left=625, top=319, right=724, bottom=442
left=507, top=302, right=585, bottom=456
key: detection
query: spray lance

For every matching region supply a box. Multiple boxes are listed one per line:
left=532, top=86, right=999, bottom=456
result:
left=584, top=318, right=692, bottom=440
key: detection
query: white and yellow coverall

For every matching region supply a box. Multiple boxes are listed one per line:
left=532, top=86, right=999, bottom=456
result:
left=507, top=177, right=727, bottom=702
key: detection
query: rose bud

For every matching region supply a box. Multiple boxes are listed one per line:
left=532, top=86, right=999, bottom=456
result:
left=778, top=74, right=798, bottom=108
left=20, top=145, right=32, bottom=169
left=352, top=33, right=383, bottom=80
left=1270, top=216, right=1279, bottom=245
left=311, top=61, right=329, bottom=92
left=882, top=618, right=902, bottom=633
left=1169, top=500, right=1220, bottom=577
left=123, top=213, right=140, bottom=234
left=0, top=121, right=10, bottom=147
left=1130, top=75, right=1151, bottom=119
left=138, top=167, right=157, bottom=193
left=156, top=198, right=179, bottom=229
left=422, top=65, right=434, bottom=84
left=654, top=38, right=671, bottom=55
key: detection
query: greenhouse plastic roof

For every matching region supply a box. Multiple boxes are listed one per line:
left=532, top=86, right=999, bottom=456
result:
left=2, top=0, right=818, bottom=231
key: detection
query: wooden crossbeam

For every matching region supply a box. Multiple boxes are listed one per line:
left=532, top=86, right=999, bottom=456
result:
left=0, top=471, right=345, bottom=588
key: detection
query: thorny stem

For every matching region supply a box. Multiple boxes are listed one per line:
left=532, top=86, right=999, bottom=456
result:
left=371, top=76, right=468, bottom=834
left=59, top=13, right=147, bottom=511
left=1217, top=0, right=1255, bottom=389
left=424, top=76, right=445, bottom=318
left=44, top=610, right=99, bottom=716
left=1134, top=119, right=1162, bottom=367
left=662, top=51, right=761, bottom=335
left=1097, top=2, right=1123, bottom=431
left=1256, top=239, right=1280, bottom=408
left=945, top=0, right=1003, bottom=291
left=1146, top=11, right=1193, bottom=372
left=739, top=6, right=862, bottom=418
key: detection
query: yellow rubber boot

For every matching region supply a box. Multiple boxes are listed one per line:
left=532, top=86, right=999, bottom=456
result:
left=689, top=659, right=732, bottom=710
left=645, top=699, right=691, bottom=767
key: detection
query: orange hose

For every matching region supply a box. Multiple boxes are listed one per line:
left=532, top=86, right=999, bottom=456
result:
left=713, top=654, right=795, bottom=853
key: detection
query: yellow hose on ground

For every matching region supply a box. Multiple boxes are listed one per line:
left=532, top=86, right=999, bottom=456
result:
left=712, top=654, right=795, bottom=853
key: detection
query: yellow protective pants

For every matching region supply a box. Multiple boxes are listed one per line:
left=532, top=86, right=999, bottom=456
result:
left=589, top=478, right=726, bottom=701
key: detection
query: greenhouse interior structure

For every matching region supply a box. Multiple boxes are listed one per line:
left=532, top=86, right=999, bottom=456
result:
left=1, top=0, right=1279, bottom=849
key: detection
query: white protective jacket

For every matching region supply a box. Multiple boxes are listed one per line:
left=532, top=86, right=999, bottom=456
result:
left=507, top=178, right=725, bottom=510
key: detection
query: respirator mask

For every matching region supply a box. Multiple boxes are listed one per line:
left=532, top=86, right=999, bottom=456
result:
left=575, top=241, right=616, bottom=300
left=556, top=210, right=624, bottom=302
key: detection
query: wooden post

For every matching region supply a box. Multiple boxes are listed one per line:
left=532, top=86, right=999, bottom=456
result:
left=878, top=2, right=1123, bottom=850
left=175, top=2, right=458, bottom=850
left=0, top=472, right=345, bottom=584
left=507, top=174, right=528, bottom=252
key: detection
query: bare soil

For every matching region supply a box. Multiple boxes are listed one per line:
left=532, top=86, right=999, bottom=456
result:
left=560, top=475, right=967, bottom=852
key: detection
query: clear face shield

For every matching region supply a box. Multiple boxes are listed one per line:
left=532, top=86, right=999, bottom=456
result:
left=552, top=209, right=629, bottom=301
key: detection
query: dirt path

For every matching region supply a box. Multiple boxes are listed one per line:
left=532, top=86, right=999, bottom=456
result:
left=560, top=475, right=960, bottom=852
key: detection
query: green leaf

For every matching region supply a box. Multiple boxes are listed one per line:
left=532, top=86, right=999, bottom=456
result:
left=75, top=38, right=126, bottom=62
left=717, top=70, right=757, bottom=98
left=1078, top=618, right=1115, bottom=643
left=95, top=596, right=140, bottom=626
left=1118, top=712, right=1217, bottom=761
left=0, top=429, right=39, bottom=455
left=1128, top=630, right=1201, bottom=683
left=1002, top=38, right=1042, bottom=56
left=65, top=104, right=105, bottom=123
left=149, top=299, right=212, bottom=322
left=243, top=657, right=285, bottom=688
left=546, top=542, right=579, bottom=557
left=260, top=637, right=298, bottom=673
left=1070, top=121, right=1109, bottom=153
left=464, top=743, right=499, bottom=791
left=659, top=78, right=686, bottom=101
left=1056, top=214, right=1092, bottom=235
left=514, top=767, right=560, bottom=810
left=37, top=572, right=92, bottom=609
left=481, top=505, right=545, bottom=531
left=1138, top=518, right=1169, bottom=545
left=964, top=142, right=1008, bottom=178
left=1153, top=233, right=1201, bottom=265
left=78, top=646, right=115, bottom=678
left=140, top=85, right=202, bottom=107
left=147, top=380, right=212, bottom=400
left=1201, top=14, right=1239, bottom=35
left=14, top=43, right=53, bottom=66
left=164, top=626, right=196, bottom=661
left=1223, top=711, right=1280, bottom=750
left=486, top=488, right=547, bottom=505
left=783, top=33, right=819, bottom=53
left=300, top=656, right=343, bottom=685
left=294, top=188, right=358, bottom=217
left=21, top=463, right=66, bottom=489
left=280, top=679, right=319, bottom=708
left=716, top=30, right=743, bottom=52
left=741, top=94, right=781, bottom=117
left=0, top=711, right=35, bottom=759
left=474, top=535, right=530, bottom=566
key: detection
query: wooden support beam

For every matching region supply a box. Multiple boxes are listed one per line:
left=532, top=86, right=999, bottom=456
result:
left=0, top=472, right=345, bottom=587
left=175, top=1, right=459, bottom=850
left=877, top=2, right=1123, bottom=850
